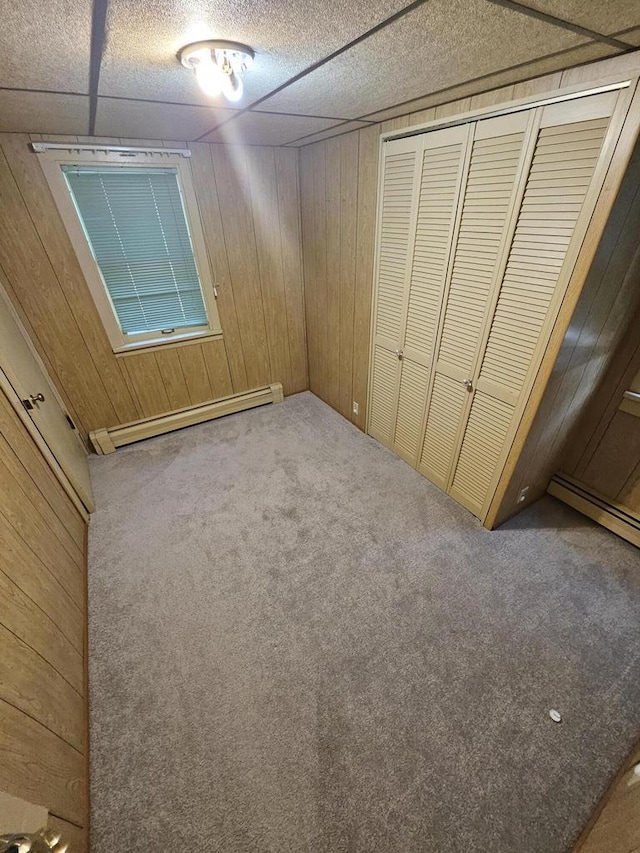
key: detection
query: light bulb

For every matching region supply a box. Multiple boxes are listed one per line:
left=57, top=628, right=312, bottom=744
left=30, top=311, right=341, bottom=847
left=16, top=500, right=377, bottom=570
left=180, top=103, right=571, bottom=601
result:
left=193, top=51, right=223, bottom=97
left=221, top=70, right=243, bottom=102
left=179, top=41, right=254, bottom=102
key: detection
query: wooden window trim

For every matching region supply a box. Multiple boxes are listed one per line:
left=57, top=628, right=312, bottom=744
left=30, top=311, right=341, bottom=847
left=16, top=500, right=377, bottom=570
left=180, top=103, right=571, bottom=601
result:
left=36, top=148, right=222, bottom=353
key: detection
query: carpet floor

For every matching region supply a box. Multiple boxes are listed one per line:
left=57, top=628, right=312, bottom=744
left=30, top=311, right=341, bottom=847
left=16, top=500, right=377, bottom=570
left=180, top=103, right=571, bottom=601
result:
left=88, top=391, right=640, bottom=853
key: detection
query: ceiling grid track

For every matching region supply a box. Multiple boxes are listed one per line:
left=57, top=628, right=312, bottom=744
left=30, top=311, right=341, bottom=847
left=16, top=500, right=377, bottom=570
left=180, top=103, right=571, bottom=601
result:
left=88, top=0, right=110, bottom=135
left=482, top=0, right=637, bottom=50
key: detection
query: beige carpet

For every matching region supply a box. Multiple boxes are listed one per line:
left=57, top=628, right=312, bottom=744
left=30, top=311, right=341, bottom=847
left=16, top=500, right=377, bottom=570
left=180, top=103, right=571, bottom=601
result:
left=87, top=392, right=640, bottom=852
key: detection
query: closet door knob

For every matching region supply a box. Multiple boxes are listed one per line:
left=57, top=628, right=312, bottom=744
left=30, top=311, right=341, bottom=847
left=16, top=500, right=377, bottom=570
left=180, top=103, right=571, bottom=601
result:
left=463, top=379, right=473, bottom=391
left=394, top=349, right=404, bottom=361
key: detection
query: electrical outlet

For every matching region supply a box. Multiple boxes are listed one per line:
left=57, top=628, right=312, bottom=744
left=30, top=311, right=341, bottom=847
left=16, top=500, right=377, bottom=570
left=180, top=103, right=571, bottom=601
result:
left=517, top=486, right=530, bottom=504
left=352, top=401, right=359, bottom=416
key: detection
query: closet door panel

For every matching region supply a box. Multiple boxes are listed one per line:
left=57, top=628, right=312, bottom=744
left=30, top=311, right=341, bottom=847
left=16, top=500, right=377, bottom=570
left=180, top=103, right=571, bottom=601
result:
left=369, top=138, right=422, bottom=445
left=418, top=374, right=468, bottom=489
left=373, top=140, right=421, bottom=349
left=368, top=344, right=401, bottom=447
left=390, top=126, right=470, bottom=466
left=435, top=113, right=530, bottom=378
left=420, top=112, right=531, bottom=489
left=403, top=125, right=469, bottom=366
left=478, top=109, right=613, bottom=403
left=394, top=357, right=430, bottom=463
left=449, top=392, right=515, bottom=514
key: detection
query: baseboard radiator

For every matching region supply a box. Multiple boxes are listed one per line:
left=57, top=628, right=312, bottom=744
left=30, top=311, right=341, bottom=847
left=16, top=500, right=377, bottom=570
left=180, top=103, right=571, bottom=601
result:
left=90, top=382, right=284, bottom=454
left=548, top=474, right=640, bottom=547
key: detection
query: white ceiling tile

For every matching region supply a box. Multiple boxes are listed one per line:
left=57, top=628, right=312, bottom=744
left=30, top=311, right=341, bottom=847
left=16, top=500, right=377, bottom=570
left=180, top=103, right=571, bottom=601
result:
left=257, top=0, right=592, bottom=118
left=0, top=0, right=91, bottom=92
left=513, top=1, right=640, bottom=36
left=95, top=98, right=234, bottom=140
left=0, top=92, right=89, bottom=134
left=98, top=0, right=411, bottom=106
left=199, top=112, right=343, bottom=145
left=285, top=120, right=374, bottom=146
left=361, top=41, right=617, bottom=122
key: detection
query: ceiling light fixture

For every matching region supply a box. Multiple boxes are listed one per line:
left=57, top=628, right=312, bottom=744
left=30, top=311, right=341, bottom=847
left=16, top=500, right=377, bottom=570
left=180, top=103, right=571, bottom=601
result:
left=178, top=40, right=255, bottom=103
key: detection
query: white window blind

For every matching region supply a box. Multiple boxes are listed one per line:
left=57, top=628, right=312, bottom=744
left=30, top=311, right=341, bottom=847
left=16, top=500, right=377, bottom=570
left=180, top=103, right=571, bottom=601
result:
left=62, top=165, right=209, bottom=336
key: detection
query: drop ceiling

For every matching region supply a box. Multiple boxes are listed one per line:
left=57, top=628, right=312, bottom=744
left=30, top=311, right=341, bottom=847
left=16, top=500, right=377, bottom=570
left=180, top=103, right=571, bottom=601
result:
left=0, top=0, right=639, bottom=146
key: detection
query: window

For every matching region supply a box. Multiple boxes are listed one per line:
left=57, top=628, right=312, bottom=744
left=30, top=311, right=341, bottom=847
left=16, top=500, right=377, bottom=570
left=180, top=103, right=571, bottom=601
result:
left=38, top=147, right=221, bottom=352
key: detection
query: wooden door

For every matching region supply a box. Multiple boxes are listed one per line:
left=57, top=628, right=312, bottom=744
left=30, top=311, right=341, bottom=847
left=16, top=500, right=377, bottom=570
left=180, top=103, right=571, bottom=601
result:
left=368, top=87, right=626, bottom=521
left=419, top=110, right=535, bottom=490
left=368, top=136, right=422, bottom=446
left=449, top=90, right=621, bottom=516
left=0, top=285, right=94, bottom=511
left=393, top=124, right=471, bottom=464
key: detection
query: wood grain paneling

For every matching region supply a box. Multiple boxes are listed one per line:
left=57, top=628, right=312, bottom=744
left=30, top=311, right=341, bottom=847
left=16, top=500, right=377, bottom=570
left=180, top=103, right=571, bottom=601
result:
left=574, top=740, right=640, bottom=853
left=0, top=134, right=308, bottom=438
left=48, top=815, right=87, bottom=853
left=0, top=513, right=83, bottom=653
left=201, top=338, right=234, bottom=399
left=0, top=698, right=85, bottom=826
left=299, top=52, right=640, bottom=519
left=301, top=123, right=380, bottom=426
left=0, top=386, right=87, bottom=844
left=0, top=431, right=82, bottom=565
left=581, top=410, right=640, bottom=501
left=0, top=569, right=83, bottom=693
left=0, top=460, right=83, bottom=609
left=274, top=148, right=308, bottom=396
left=0, top=390, right=84, bottom=548
left=352, top=126, right=381, bottom=431
left=209, top=145, right=272, bottom=390
left=544, top=305, right=640, bottom=524
left=0, top=623, right=84, bottom=751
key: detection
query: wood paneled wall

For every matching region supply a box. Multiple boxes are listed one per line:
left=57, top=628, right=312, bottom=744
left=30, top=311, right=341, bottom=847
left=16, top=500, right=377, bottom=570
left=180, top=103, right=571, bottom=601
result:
left=0, top=134, right=307, bottom=439
left=299, top=51, right=640, bottom=519
left=0, top=386, right=88, bottom=849
left=554, top=313, right=640, bottom=514
left=573, top=739, right=640, bottom=853
left=299, top=127, right=378, bottom=429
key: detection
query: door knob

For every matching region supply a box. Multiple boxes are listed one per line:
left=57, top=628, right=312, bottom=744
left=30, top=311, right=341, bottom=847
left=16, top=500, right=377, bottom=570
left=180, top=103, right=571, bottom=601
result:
left=463, top=379, right=473, bottom=391
left=30, top=393, right=45, bottom=406
left=394, top=349, right=404, bottom=361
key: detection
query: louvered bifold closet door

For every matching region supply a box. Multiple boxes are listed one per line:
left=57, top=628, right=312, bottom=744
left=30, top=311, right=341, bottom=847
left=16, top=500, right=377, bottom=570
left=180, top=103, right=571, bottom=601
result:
left=393, top=125, right=470, bottom=464
left=449, top=90, right=620, bottom=516
left=368, top=137, right=423, bottom=446
left=419, top=112, right=533, bottom=489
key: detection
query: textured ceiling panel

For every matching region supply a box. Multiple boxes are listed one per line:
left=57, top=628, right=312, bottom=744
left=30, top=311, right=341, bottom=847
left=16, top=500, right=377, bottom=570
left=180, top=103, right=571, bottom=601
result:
left=513, top=1, right=640, bottom=36
left=0, top=0, right=92, bottom=92
left=98, top=0, right=412, bottom=107
left=615, top=25, right=640, bottom=45
left=256, top=0, right=591, bottom=118
left=200, top=112, right=346, bottom=145
left=285, top=119, right=376, bottom=146
left=0, top=92, right=89, bottom=133
left=95, top=98, right=234, bottom=140
left=361, top=41, right=617, bottom=122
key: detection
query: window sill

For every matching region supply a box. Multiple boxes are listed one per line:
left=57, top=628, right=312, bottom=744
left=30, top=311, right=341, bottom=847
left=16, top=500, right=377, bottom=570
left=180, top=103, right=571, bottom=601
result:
left=114, top=330, right=224, bottom=357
